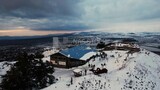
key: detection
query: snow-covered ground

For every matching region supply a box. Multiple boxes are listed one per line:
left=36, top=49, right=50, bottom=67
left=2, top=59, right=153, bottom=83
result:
left=0, top=61, right=16, bottom=83
left=80, top=51, right=97, bottom=60
left=42, top=49, right=59, bottom=62
left=43, top=49, right=160, bottom=90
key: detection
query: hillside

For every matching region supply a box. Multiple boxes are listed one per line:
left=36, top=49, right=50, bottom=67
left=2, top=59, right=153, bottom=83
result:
left=43, top=48, right=160, bottom=90
left=0, top=33, right=73, bottom=46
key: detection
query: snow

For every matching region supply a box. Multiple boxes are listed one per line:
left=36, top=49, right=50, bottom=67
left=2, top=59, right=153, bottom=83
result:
left=86, top=47, right=91, bottom=50
left=42, top=56, right=50, bottom=62
left=0, top=61, right=16, bottom=83
left=80, top=51, right=96, bottom=60
left=42, top=49, right=59, bottom=62
left=73, top=69, right=83, bottom=73
left=43, top=49, right=59, bottom=57
left=43, top=48, right=160, bottom=90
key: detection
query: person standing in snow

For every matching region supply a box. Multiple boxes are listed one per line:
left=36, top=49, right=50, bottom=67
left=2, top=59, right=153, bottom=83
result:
left=85, top=69, right=87, bottom=75
left=71, top=77, right=73, bottom=85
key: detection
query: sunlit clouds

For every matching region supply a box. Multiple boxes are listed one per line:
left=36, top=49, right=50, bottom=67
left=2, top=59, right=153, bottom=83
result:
left=0, top=29, right=78, bottom=36
left=0, top=0, right=160, bottom=36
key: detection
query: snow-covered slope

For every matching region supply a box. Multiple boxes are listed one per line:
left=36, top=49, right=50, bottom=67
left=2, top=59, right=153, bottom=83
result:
left=44, top=49, right=160, bottom=90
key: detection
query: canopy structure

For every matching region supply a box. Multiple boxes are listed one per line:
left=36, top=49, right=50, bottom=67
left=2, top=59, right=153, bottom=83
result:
left=73, top=68, right=83, bottom=77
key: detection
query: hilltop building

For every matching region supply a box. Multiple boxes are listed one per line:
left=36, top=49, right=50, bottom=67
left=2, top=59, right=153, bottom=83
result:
left=50, top=45, right=96, bottom=68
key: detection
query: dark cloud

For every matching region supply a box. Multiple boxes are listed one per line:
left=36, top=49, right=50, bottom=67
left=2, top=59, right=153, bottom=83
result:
left=31, top=23, right=91, bottom=31
left=0, top=0, right=82, bottom=19
left=0, top=0, right=88, bottom=31
left=0, top=0, right=160, bottom=32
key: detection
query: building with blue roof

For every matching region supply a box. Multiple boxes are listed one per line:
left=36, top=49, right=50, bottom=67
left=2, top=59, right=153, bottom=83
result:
left=50, top=45, right=96, bottom=68
left=60, top=45, right=95, bottom=60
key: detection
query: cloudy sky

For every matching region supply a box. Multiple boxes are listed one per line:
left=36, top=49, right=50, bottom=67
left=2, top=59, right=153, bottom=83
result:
left=0, top=0, right=160, bottom=36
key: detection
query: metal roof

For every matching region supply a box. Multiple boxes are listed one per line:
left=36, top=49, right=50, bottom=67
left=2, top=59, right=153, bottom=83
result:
left=60, top=45, right=95, bottom=60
